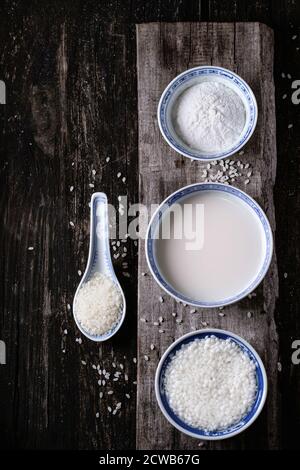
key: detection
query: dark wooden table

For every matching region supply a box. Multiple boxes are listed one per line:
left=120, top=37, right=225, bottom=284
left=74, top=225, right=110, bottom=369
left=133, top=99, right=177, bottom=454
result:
left=0, top=0, right=299, bottom=451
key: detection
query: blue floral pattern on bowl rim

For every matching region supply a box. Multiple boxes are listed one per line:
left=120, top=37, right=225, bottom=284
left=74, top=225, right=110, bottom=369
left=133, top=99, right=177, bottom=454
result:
left=155, top=329, right=268, bottom=440
left=146, top=183, right=273, bottom=308
left=158, top=66, right=258, bottom=161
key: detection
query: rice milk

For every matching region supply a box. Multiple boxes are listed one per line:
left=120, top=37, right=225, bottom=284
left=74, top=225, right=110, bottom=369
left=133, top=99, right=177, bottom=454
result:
left=154, top=190, right=266, bottom=303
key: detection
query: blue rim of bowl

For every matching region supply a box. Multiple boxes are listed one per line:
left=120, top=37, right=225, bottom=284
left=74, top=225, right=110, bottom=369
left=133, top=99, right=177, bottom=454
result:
left=145, top=183, right=273, bottom=308
left=157, top=66, right=258, bottom=162
left=155, top=329, right=268, bottom=440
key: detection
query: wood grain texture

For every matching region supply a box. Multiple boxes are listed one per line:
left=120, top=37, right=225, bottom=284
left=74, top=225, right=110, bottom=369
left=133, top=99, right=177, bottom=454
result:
left=0, top=1, right=139, bottom=450
left=1, top=0, right=300, bottom=451
left=136, top=22, right=279, bottom=450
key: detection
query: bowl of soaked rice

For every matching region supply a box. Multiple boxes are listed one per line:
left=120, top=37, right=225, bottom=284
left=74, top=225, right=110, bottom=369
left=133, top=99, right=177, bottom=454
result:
left=155, top=329, right=267, bottom=440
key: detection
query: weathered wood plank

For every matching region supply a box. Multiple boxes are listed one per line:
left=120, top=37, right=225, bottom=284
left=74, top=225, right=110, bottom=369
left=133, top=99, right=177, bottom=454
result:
left=136, top=22, right=279, bottom=450
left=2, top=0, right=300, bottom=450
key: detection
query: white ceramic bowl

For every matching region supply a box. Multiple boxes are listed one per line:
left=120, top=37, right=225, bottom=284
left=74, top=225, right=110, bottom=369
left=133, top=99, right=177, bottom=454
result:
left=145, top=182, right=273, bottom=308
left=155, top=329, right=268, bottom=440
left=157, top=66, right=258, bottom=161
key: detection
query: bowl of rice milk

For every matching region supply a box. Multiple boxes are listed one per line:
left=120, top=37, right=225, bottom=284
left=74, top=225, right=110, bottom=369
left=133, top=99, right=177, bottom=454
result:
left=158, top=66, right=257, bottom=161
left=146, top=183, right=273, bottom=308
left=155, top=329, right=268, bottom=440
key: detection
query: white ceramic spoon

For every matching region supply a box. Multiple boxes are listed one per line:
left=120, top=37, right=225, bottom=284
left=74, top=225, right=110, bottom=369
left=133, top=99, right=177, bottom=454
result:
left=73, top=192, right=126, bottom=341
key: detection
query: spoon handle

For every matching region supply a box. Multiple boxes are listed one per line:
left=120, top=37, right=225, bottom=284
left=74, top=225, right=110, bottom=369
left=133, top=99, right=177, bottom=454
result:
left=89, top=192, right=113, bottom=278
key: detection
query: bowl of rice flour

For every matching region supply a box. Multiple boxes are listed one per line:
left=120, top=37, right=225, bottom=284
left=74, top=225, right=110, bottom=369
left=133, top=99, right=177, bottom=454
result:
left=155, top=329, right=267, bottom=440
left=158, top=66, right=257, bottom=161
